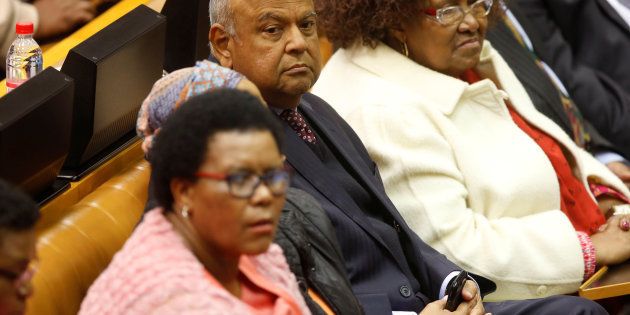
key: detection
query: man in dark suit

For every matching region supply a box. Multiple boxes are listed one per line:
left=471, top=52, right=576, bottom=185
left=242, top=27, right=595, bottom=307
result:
left=512, top=0, right=630, bottom=164
left=208, top=0, right=608, bottom=313
left=518, top=0, right=630, bottom=89
left=486, top=1, right=630, bottom=187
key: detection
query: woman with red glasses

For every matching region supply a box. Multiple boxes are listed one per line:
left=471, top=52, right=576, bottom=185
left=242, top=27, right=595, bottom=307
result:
left=80, top=90, right=310, bottom=314
left=312, top=0, right=630, bottom=302
left=0, top=179, right=38, bottom=315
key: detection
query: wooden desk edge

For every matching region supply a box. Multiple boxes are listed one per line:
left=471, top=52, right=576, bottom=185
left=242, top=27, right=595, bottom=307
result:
left=579, top=265, right=630, bottom=300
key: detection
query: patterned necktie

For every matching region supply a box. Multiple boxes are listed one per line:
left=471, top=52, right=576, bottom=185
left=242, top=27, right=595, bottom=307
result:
left=501, top=8, right=589, bottom=148
left=279, top=108, right=317, bottom=144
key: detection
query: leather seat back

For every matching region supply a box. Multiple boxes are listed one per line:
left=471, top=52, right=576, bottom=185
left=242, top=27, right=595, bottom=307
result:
left=26, top=160, right=150, bottom=315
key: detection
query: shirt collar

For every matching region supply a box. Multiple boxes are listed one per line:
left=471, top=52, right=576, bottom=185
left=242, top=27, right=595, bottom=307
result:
left=345, top=40, right=497, bottom=115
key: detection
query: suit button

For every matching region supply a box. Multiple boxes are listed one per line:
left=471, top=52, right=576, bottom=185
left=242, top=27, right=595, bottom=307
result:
left=399, top=285, right=412, bottom=298
left=536, top=285, right=548, bottom=296
left=393, top=220, right=402, bottom=233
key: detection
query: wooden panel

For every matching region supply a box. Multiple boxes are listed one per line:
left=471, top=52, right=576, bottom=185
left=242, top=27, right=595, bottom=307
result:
left=579, top=262, right=630, bottom=300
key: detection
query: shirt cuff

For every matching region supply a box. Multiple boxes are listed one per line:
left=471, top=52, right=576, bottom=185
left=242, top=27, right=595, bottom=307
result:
left=589, top=183, right=630, bottom=204
left=595, top=151, right=627, bottom=165
left=576, top=231, right=597, bottom=280
left=439, top=271, right=479, bottom=299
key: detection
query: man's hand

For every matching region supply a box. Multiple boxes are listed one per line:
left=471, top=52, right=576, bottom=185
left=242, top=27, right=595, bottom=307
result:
left=419, top=296, right=449, bottom=314
left=33, top=0, right=96, bottom=39
left=418, top=281, right=490, bottom=315
left=452, top=280, right=486, bottom=315
left=606, top=161, right=630, bottom=189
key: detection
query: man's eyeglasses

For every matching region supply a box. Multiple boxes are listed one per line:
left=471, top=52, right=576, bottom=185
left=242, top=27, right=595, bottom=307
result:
left=423, top=0, right=493, bottom=26
left=195, top=169, right=290, bottom=199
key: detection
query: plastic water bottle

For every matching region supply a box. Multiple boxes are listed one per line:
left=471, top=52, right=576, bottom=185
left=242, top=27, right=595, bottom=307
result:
left=6, top=22, right=43, bottom=93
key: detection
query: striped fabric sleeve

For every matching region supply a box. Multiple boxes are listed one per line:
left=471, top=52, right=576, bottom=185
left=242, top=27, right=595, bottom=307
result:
left=576, top=231, right=597, bottom=280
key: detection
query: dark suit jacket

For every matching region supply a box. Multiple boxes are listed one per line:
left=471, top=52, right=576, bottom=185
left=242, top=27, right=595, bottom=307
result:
left=487, top=20, right=573, bottom=140
left=513, top=0, right=630, bottom=159
left=518, top=0, right=630, bottom=88
left=486, top=13, right=618, bottom=155
left=280, top=93, right=495, bottom=314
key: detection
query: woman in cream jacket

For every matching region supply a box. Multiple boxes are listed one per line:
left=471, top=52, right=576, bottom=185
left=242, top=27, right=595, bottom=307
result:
left=312, top=0, right=630, bottom=302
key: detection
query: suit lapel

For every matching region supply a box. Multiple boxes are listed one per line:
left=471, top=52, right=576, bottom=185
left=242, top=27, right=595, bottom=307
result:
left=282, top=123, right=392, bottom=248
left=596, top=0, right=630, bottom=33
left=493, top=6, right=574, bottom=134
left=301, top=99, right=392, bottom=205
left=282, top=100, right=411, bottom=270
left=297, top=97, right=433, bottom=274
left=298, top=98, right=412, bottom=230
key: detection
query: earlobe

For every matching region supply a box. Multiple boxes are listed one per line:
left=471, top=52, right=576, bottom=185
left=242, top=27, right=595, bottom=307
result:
left=170, top=178, right=195, bottom=212
left=385, top=27, right=409, bottom=57
left=387, top=28, right=407, bottom=46
left=209, top=24, right=234, bottom=68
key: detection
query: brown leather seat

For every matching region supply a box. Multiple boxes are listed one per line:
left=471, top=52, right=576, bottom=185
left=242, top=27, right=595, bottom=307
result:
left=26, top=160, right=150, bottom=315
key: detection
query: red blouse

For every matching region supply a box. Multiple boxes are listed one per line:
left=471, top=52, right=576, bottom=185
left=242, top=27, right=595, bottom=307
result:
left=506, top=104, right=605, bottom=234
left=204, top=255, right=303, bottom=315
left=462, top=70, right=605, bottom=234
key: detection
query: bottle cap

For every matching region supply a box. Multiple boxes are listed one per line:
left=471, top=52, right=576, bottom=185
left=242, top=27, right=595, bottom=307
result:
left=15, top=22, right=34, bottom=35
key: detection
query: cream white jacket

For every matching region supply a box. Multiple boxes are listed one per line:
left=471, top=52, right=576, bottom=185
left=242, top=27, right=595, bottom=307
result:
left=312, top=41, right=630, bottom=301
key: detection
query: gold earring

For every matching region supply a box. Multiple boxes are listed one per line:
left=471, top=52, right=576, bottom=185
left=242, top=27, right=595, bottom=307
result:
left=181, top=205, right=190, bottom=219
left=402, top=41, right=409, bottom=58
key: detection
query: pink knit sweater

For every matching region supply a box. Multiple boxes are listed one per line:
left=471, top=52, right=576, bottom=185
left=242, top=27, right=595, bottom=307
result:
left=79, top=209, right=310, bottom=315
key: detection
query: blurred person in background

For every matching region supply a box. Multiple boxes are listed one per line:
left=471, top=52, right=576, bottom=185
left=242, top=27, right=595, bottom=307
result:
left=485, top=0, right=630, bottom=187
left=0, top=179, right=39, bottom=315
left=510, top=0, right=630, bottom=175
left=1, top=0, right=99, bottom=72
left=517, top=0, right=630, bottom=90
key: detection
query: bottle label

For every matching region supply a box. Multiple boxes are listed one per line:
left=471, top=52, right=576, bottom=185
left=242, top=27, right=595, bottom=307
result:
left=6, top=36, right=43, bottom=93
left=6, top=80, right=24, bottom=93
left=6, top=81, right=21, bottom=88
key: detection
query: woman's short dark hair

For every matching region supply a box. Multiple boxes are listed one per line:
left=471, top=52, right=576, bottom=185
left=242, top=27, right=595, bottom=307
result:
left=0, top=179, right=39, bottom=231
left=316, top=0, right=503, bottom=49
left=150, top=89, right=284, bottom=210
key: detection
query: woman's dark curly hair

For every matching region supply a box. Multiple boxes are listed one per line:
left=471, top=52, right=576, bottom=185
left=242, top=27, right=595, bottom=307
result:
left=150, top=89, right=284, bottom=211
left=316, top=0, right=505, bottom=49
left=0, top=179, right=39, bottom=231
left=316, top=0, right=420, bottom=48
